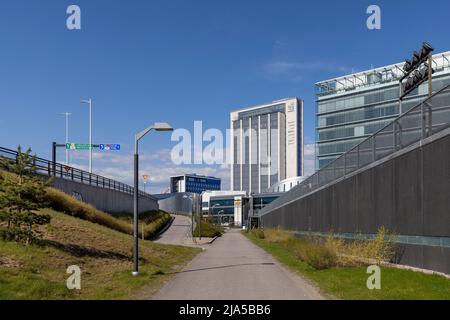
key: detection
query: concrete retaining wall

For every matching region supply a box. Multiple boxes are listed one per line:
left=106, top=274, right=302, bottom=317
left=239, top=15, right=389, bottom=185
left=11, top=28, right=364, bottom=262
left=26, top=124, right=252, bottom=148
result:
left=157, top=193, right=193, bottom=215
left=261, top=131, right=450, bottom=274
left=52, top=178, right=159, bottom=214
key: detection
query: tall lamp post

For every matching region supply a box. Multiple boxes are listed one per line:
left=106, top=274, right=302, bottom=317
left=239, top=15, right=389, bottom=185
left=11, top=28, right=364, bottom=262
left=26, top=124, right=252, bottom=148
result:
left=210, top=203, right=220, bottom=224
left=218, top=210, right=224, bottom=226
left=60, top=112, right=72, bottom=165
left=81, top=99, right=93, bottom=173
left=132, top=122, right=173, bottom=276
left=195, top=193, right=201, bottom=240
left=182, top=193, right=195, bottom=238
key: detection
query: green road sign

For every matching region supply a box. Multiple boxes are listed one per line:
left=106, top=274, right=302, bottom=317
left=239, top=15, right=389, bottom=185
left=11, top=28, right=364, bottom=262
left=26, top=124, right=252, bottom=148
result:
left=66, top=143, right=92, bottom=150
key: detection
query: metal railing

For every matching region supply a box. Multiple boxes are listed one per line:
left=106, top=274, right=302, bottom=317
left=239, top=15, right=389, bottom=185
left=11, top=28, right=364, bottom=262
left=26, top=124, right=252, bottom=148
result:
left=0, top=146, right=155, bottom=200
left=260, top=84, right=450, bottom=216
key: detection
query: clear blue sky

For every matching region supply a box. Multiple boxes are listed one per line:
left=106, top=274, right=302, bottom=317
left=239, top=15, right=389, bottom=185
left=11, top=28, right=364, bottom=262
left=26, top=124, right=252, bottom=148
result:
left=1, top=0, right=449, bottom=192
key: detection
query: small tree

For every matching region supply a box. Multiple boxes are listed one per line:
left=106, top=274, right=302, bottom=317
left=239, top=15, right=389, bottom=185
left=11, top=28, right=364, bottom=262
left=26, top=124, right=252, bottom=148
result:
left=0, top=146, right=51, bottom=244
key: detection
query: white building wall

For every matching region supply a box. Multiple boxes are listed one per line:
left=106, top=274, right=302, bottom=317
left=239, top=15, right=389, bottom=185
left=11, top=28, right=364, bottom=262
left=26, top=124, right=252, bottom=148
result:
left=281, top=101, right=302, bottom=180
left=230, top=98, right=304, bottom=193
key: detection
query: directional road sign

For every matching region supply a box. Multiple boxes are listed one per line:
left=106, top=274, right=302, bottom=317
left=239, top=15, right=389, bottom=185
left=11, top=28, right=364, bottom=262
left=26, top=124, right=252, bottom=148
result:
left=99, top=144, right=121, bottom=151
left=66, top=143, right=92, bottom=150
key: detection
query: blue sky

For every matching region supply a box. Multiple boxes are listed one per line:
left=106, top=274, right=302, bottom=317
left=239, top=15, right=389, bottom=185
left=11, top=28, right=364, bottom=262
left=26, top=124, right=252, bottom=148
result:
left=1, top=0, right=450, bottom=192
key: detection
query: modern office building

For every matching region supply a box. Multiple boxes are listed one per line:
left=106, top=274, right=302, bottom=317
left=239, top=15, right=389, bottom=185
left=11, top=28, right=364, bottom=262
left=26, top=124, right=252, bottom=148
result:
left=201, top=190, right=247, bottom=225
left=315, top=51, right=450, bottom=169
left=268, top=176, right=307, bottom=193
left=230, top=98, right=304, bottom=193
left=170, top=174, right=221, bottom=194
left=201, top=190, right=281, bottom=226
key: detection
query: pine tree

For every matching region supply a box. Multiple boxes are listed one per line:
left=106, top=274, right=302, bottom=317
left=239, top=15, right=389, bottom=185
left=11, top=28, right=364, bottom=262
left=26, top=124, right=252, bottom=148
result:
left=0, top=146, right=51, bottom=244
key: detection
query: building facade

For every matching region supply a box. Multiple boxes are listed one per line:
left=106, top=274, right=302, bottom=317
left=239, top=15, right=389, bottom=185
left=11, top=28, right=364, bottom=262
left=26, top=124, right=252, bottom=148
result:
left=170, top=174, right=221, bottom=194
left=230, top=98, right=304, bottom=193
left=268, top=176, right=307, bottom=193
left=201, top=190, right=247, bottom=225
left=315, top=51, right=450, bottom=169
left=201, top=190, right=282, bottom=226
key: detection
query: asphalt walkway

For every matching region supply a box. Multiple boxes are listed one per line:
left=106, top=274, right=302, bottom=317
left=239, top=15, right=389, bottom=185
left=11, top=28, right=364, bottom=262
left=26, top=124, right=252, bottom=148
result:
left=152, top=228, right=324, bottom=300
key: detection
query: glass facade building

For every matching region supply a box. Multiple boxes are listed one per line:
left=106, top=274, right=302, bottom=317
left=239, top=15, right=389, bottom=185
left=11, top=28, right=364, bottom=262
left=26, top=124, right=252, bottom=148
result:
left=315, top=51, right=450, bottom=169
left=230, top=98, right=304, bottom=193
left=201, top=190, right=281, bottom=225
left=170, top=174, right=221, bottom=194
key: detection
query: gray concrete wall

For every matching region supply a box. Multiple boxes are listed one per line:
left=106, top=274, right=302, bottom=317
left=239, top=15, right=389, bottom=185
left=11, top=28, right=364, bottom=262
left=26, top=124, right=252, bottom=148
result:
left=52, top=178, right=159, bottom=214
left=261, top=132, right=450, bottom=274
left=158, top=193, right=193, bottom=215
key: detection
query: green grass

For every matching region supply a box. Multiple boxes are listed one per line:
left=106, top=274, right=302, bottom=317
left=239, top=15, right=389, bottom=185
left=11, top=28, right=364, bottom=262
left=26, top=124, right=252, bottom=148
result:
left=244, top=231, right=450, bottom=300
left=193, top=220, right=224, bottom=238
left=110, top=210, right=172, bottom=239
left=0, top=209, right=200, bottom=300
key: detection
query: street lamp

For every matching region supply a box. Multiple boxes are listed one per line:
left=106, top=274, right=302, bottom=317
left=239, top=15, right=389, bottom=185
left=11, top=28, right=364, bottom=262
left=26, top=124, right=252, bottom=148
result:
left=183, top=193, right=202, bottom=240
left=182, top=194, right=194, bottom=238
left=80, top=99, right=93, bottom=173
left=399, top=43, right=435, bottom=112
left=218, top=210, right=224, bottom=226
left=133, top=122, right=173, bottom=276
left=60, top=112, right=72, bottom=165
left=210, top=203, right=220, bottom=224
left=143, top=175, right=149, bottom=193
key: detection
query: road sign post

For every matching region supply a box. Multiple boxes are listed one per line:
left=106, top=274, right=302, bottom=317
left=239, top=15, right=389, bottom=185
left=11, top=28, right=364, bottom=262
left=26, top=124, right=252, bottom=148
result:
left=143, top=175, right=149, bottom=193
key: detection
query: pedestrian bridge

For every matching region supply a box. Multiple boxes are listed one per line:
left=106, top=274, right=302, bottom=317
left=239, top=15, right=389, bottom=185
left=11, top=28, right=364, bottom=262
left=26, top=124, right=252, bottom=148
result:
left=0, top=146, right=158, bottom=214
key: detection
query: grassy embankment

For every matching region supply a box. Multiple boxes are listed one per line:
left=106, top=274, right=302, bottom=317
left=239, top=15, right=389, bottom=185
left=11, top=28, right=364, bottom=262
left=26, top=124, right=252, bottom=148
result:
left=45, top=188, right=172, bottom=239
left=0, top=185, right=200, bottom=299
left=193, top=220, right=224, bottom=238
left=244, top=228, right=450, bottom=300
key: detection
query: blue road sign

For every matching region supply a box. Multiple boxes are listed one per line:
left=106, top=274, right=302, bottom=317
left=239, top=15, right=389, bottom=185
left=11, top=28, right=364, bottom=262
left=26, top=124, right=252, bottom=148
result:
left=99, top=144, right=120, bottom=151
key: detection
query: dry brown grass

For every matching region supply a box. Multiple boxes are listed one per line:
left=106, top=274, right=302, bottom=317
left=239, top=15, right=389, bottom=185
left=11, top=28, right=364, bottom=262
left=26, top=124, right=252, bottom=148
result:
left=45, top=187, right=133, bottom=233
left=248, top=226, right=396, bottom=270
left=44, top=187, right=170, bottom=239
left=262, top=228, right=294, bottom=243
left=325, top=226, right=396, bottom=267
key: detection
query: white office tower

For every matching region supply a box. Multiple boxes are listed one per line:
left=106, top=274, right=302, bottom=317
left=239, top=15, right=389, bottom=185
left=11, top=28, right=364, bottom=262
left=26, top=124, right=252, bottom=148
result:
left=230, top=98, right=304, bottom=193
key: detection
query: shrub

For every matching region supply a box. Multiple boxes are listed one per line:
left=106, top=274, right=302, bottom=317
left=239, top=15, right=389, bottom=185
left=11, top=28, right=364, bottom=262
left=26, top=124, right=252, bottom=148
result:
left=193, top=220, right=224, bottom=238
left=286, top=237, right=337, bottom=269
left=325, top=227, right=396, bottom=267
left=302, top=244, right=337, bottom=270
left=143, top=212, right=171, bottom=239
left=249, top=228, right=265, bottom=239
left=364, top=226, right=396, bottom=264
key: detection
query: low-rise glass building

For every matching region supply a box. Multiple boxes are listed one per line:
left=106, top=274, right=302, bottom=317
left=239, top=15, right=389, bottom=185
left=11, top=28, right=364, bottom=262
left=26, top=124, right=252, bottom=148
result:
left=170, top=174, right=221, bottom=194
left=201, top=190, right=282, bottom=226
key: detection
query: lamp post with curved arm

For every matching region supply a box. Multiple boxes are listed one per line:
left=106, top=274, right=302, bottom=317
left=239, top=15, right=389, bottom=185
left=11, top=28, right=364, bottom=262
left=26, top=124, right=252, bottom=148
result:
left=132, top=122, right=173, bottom=276
left=218, top=210, right=224, bottom=226
left=210, top=203, right=220, bottom=225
